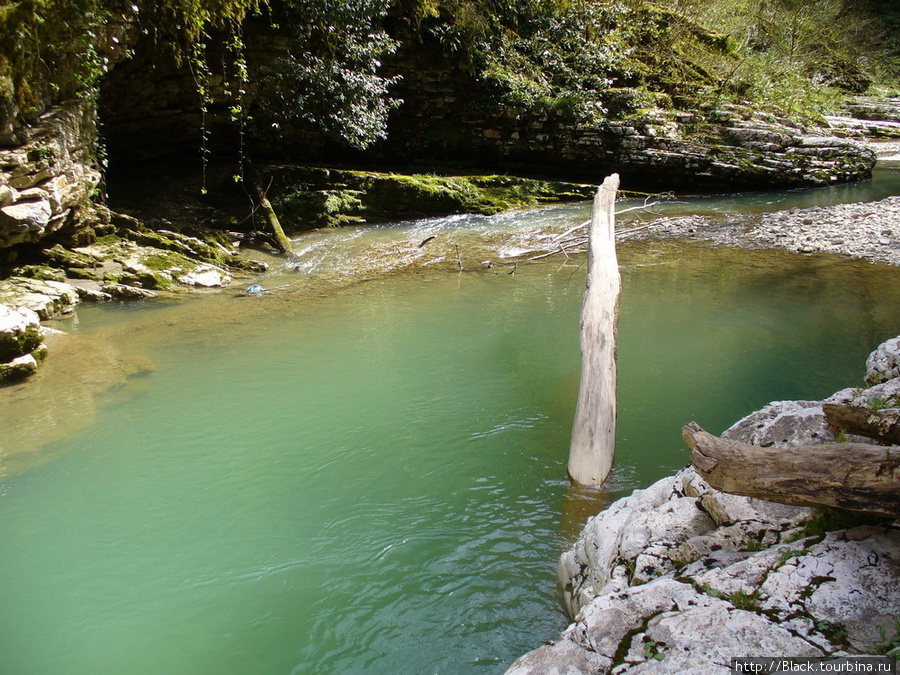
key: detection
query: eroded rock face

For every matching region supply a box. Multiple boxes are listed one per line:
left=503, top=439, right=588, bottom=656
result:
left=509, top=335, right=900, bottom=674
left=0, top=102, right=103, bottom=251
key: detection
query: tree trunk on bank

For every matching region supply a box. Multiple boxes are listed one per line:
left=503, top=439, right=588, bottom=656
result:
left=244, top=162, right=293, bottom=255
left=683, top=422, right=900, bottom=517
left=568, top=173, right=620, bottom=487
left=823, top=403, right=900, bottom=445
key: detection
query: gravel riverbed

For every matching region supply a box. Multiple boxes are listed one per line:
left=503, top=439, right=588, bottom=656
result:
left=622, top=195, right=900, bottom=266
left=746, top=196, right=900, bottom=265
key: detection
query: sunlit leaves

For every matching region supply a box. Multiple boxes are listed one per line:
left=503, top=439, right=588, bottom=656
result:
left=255, top=0, right=401, bottom=149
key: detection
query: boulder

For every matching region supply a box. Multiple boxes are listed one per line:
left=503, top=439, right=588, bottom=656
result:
left=721, top=400, right=835, bottom=447
left=0, top=199, right=53, bottom=247
left=866, top=336, right=900, bottom=384
left=0, top=304, right=43, bottom=362
left=178, top=263, right=232, bottom=287
left=99, top=283, right=158, bottom=300
left=0, top=352, right=40, bottom=383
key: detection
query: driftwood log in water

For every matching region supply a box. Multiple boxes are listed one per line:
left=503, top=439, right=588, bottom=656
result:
left=823, top=403, right=900, bottom=445
left=682, top=422, right=900, bottom=517
left=568, top=174, right=620, bottom=487
left=245, top=162, right=294, bottom=255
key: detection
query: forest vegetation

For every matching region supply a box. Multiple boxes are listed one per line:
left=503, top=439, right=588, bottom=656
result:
left=0, top=0, right=898, bottom=155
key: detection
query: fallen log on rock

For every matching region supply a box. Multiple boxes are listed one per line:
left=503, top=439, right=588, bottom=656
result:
left=823, top=403, right=900, bottom=445
left=682, top=421, right=900, bottom=518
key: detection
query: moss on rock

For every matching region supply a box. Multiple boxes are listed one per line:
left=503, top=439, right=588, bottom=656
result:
left=0, top=319, right=42, bottom=363
left=268, top=167, right=595, bottom=232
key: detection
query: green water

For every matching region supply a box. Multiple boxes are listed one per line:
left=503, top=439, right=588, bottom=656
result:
left=2, top=191, right=900, bottom=673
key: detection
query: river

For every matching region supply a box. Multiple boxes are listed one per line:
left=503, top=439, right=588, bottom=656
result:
left=1, top=164, right=899, bottom=674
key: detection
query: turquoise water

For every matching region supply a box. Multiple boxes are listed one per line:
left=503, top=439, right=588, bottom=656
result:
left=2, top=197, right=900, bottom=673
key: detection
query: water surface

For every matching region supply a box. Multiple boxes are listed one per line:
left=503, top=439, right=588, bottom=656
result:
left=1, top=187, right=900, bottom=674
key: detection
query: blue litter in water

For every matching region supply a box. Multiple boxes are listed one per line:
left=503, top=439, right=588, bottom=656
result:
left=247, top=284, right=264, bottom=296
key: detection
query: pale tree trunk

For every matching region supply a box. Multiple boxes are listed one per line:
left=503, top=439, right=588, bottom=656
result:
left=568, top=173, right=620, bottom=487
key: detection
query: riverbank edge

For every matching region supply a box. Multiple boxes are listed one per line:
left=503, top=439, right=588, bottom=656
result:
left=506, top=339, right=900, bottom=674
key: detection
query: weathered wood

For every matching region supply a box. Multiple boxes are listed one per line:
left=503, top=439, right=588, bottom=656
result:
left=568, top=174, right=620, bottom=487
left=683, top=421, right=900, bottom=517
left=823, top=403, right=900, bottom=445
left=245, top=162, right=294, bottom=255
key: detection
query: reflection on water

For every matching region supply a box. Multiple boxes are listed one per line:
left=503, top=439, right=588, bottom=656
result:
left=1, top=177, right=900, bottom=674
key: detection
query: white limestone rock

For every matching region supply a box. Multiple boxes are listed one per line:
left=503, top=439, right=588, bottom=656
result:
left=558, top=471, right=717, bottom=616
left=614, top=598, right=824, bottom=673
left=722, top=399, right=835, bottom=447
left=759, top=527, right=900, bottom=650
left=0, top=199, right=53, bottom=247
left=0, top=183, right=15, bottom=207
left=567, top=578, right=700, bottom=659
left=0, top=303, right=40, bottom=338
left=178, top=263, right=232, bottom=288
left=866, top=336, right=900, bottom=384
left=99, top=283, right=158, bottom=300
left=0, top=276, right=79, bottom=319
left=505, top=638, right=609, bottom=675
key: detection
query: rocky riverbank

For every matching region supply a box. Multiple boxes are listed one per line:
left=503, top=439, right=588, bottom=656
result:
left=507, top=338, right=900, bottom=674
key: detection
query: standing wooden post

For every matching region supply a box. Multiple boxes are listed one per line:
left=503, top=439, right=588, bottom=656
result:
left=568, top=174, right=620, bottom=486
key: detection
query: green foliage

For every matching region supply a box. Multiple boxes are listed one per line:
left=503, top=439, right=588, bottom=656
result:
left=412, top=0, right=898, bottom=127
left=870, top=620, right=900, bottom=658
left=642, top=637, right=666, bottom=661
left=0, top=0, right=263, bottom=123
left=865, top=394, right=900, bottom=410
left=657, top=0, right=898, bottom=108
left=477, top=5, right=635, bottom=123
left=797, top=507, right=887, bottom=541
left=253, top=0, right=401, bottom=149
left=729, top=588, right=761, bottom=611
left=137, top=0, right=263, bottom=50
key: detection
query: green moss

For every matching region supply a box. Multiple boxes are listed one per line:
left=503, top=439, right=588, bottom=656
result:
left=140, top=250, right=189, bottom=272
left=0, top=321, right=43, bottom=363
left=269, top=167, right=595, bottom=232
left=120, top=270, right=173, bottom=290
left=13, top=265, right=67, bottom=282
left=65, top=266, right=103, bottom=281
left=43, top=244, right=99, bottom=271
